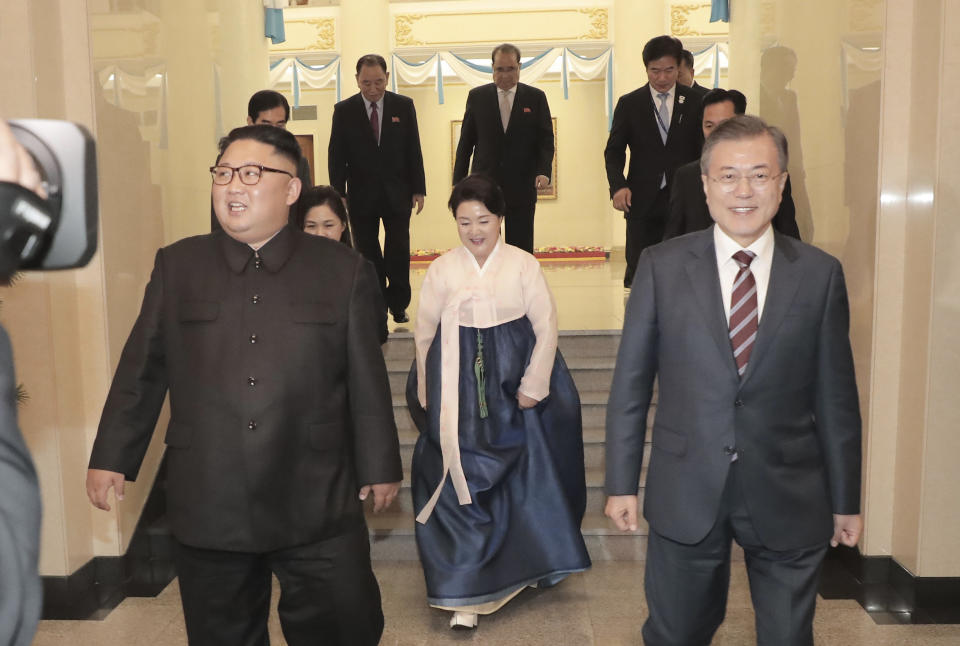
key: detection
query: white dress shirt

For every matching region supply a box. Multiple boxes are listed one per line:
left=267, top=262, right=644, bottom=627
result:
left=714, top=223, right=775, bottom=324
left=649, top=84, right=676, bottom=130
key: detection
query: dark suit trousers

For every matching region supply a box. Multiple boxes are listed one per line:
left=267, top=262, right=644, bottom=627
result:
left=351, top=195, right=411, bottom=314
left=174, top=523, right=384, bottom=646
left=641, top=463, right=828, bottom=646
left=504, top=199, right=537, bottom=254
left=624, top=187, right=669, bottom=287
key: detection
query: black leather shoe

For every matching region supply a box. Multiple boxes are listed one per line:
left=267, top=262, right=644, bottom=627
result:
left=392, top=310, right=409, bottom=324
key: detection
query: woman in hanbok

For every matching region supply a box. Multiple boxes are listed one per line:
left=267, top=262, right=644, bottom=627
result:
left=406, top=174, right=590, bottom=630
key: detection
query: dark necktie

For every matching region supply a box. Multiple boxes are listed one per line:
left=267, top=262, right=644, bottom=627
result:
left=370, top=102, right=379, bottom=144
left=729, top=250, right=758, bottom=377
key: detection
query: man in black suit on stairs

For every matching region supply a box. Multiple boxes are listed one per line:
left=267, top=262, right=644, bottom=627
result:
left=604, top=36, right=703, bottom=287
left=664, top=88, right=801, bottom=241
left=329, top=54, right=426, bottom=324
left=453, top=43, right=555, bottom=254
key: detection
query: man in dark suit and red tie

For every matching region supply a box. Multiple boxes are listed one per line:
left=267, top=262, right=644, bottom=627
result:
left=88, top=124, right=402, bottom=646
left=605, top=115, right=863, bottom=644
left=604, top=35, right=703, bottom=287
left=453, top=43, right=555, bottom=253
left=329, top=54, right=426, bottom=324
left=664, top=87, right=801, bottom=241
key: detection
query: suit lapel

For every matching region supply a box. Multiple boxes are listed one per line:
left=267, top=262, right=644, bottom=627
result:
left=505, top=83, right=523, bottom=135
left=379, top=92, right=393, bottom=148
left=684, top=231, right=738, bottom=376
left=666, top=88, right=687, bottom=143
left=739, top=234, right=804, bottom=385
left=356, top=94, right=378, bottom=147
left=641, top=85, right=665, bottom=148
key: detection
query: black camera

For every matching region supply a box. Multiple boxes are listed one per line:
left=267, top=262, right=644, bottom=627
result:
left=0, top=119, right=98, bottom=277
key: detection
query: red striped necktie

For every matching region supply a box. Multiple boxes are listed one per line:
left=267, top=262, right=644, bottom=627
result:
left=370, top=102, right=379, bottom=143
left=729, top=250, right=758, bottom=378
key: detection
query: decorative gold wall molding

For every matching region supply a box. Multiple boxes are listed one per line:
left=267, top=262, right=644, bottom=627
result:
left=395, top=14, right=425, bottom=47
left=270, top=17, right=336, bottom=52
left=393, top=8, right=610, bottom=48
left=90, top=12, right=161, bottom=60
left=579, top=8, right=609, bottom=40
left=670, top=2, right=729, bottom=38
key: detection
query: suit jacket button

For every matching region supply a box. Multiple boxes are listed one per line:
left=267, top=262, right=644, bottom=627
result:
left=251, top=294, right=261, bottom=304
left=248, top=377, right=257, bottom=386
left=723, top=445, right=736, bottom=455
left=249, top=334, right=258, bottom=344
left=734, top=399, right=744, bottom=407
left=248, top=420, right=257, bottom=430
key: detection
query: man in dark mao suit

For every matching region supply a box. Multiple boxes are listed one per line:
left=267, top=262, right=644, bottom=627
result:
left=87, top=125, right=402, bottom=646
left=664, top=88, right=801, bottom=241
left=605, top=115, right=862, bottom=645
left=453, top=43, right=554, bottom=253
left=329, top=54, right=426, bottom=324
left=604, top=36, right=703, bottom=287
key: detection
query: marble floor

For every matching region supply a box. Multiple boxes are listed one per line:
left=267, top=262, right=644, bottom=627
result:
left=32, top=561, right=960, bottom=645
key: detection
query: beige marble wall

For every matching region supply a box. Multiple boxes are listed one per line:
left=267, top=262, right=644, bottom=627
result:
left=0, top=0, right=273, bottom=576
left=733, top=0, right=960, bottom=577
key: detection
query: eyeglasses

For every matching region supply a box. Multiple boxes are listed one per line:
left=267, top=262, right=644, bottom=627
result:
left=209, top=164, right=293, bottom=186
left=707, top=170, right=786, bottom=190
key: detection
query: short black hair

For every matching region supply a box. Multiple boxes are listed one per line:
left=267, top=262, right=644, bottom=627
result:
left=297, top=185, right=351, bottom=246
left=642, top=36, right=683, bottom=67
left=448, top=174, right=505, bottom=218
left=700, top=115, right=788, bottom=176
left=702, top=88, right=747, bottom=115
left=217, top=124, right=302, bottom=168
left=681, top=49, right=695, bottom=70
left=247, top=90, right=290, bottom=122
left=356, top=54, right=387, bottom=74
left=492, top=43, right=521, bottom=65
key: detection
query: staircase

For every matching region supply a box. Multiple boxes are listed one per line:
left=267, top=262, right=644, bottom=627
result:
left=368, top=330, right=654, bottom=562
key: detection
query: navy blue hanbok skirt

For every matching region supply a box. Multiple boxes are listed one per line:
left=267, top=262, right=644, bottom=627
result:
left=405, top=317, right=590, bottom=608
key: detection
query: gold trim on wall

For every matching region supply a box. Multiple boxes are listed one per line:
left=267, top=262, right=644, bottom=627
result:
left=579, top=8, right=609, bottom=40
left=670, top=3, right=729, bottom=37
left=395, top=9, right=609, bottom=47
left=270, top=17, right=336, bottom=52
left=395, top=14, right=425, bottom=47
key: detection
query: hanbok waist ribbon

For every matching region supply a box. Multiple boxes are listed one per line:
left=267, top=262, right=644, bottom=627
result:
left=415, top=288, right=492, bottom=524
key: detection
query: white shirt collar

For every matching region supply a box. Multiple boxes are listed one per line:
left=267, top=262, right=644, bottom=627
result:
left=362, top=95, right=383, bottom=111
left=713, top=223, right=774, bottom=265
left=650, top=84, right=676, bottom=101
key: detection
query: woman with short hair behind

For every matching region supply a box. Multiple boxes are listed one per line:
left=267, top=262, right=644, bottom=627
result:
left=297, top=185, right=353, bottom=246
left=406, top=174, right=590, bottom=630
left=300, top=186, right=390, bottom=344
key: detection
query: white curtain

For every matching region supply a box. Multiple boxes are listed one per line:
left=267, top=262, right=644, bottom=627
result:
left=392, top=47, right=615, bottom=128
left=98, top=64, right=169, bottom=148
left=269, top=57, right=341, bottom=106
